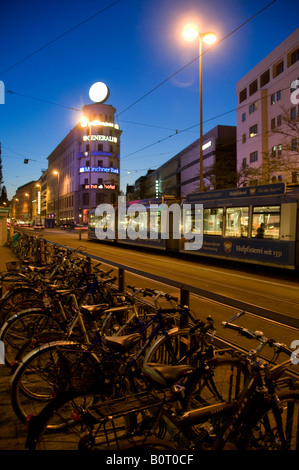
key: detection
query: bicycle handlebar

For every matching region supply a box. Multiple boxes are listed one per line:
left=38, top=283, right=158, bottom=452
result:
left=127, top=285, right=179, bottom=302
left=222, top=312, right=294, bottom=358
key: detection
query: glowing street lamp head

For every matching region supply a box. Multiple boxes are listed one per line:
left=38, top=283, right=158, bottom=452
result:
left=202, top=32, right=216, bottom=45
left=89, top=82, right=110, bottom=103
left=182, top=26, right=216, bottom=45
left=182, top=25, right=199, bottom=41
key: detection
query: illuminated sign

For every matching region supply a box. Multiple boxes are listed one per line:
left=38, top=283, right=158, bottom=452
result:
left=83, top=184, right=116, bottom=190
left=89, top=82, right=109, bottom=103
left=79, top=166, right=119, bottom=174
left=37, top=191, right=41, bottom=215
left=83, top=135, right=117, bottom=143
left=202, top=140, right=212, bottom=151
left=81, top=120, right=119, bottom=130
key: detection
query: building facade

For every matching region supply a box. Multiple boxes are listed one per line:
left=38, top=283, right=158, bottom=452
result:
left=127, top=125, right=236, bottom=200
left=47, top=102, right=122, bottom=225
left=236, top=28, right=299, bottom=186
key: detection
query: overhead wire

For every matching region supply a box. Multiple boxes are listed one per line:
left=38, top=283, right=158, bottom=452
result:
left=0, top=0, right=123, bottom=77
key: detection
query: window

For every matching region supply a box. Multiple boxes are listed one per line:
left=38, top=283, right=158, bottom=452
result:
left=242, top=112, right=246, bottom=122
left=249, top=124, right=258, bottom=137
left=98, top=144, right=103, bottom=151
left=271, top=118, right=276, bottom=130
left=291, top=107, right=297, bottom=119
left=251, top=206, right=280, bottom=239
left=273, top=60, right=284, bottom=78
left=85, top=160, right=90, bottom=166
left=242, top=134, right=246, bottom=144
left=271, top=146, right=276, bottom=157
left=249, top=102, right=257, bottom=114
left=86, top=144, right=90, bottom=152
left=98, top=160, right=103, bottom=166
left=288, top=48, right=299, bottom=67
left=277, top=114, right=282, bottom=126
left=203, top=208, right=223, bottom=235
left=271, top=94, right=276, bottom=104
left=225, top=207, right=249, bottom=237
left=260, top=69, right=270, bottom=87
left=239, top=88, right=247, bottom=103
left=84, top=178, right=88, bottom=185
left=250, top=151, right=258, bottom=163
left=82, top=193, right=89, bottom=206
left=277, top=144, right=282, bottom=156
left=292, top=138, right=297, bottom=150
left=242, top=157, right=247, bottom=168
left=98, top=178, right=103, bottom=185
left=277, top=90, right=281, bottom=101
left=292, top=171, right=298, bottom=183
left=249, top=79, right=258, bottom=96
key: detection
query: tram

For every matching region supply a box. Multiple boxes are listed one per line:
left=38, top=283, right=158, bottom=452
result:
left=88, top=183, right=299, bottom=270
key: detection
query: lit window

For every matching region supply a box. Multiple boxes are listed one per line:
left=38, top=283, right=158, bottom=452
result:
left=249, top=124, right=258, bottom=137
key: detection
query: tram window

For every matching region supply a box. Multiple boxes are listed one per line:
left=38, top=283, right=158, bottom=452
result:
left=251, top=206, right=280, bottom=239
left=204, top=208, right=223, bottom=235
left=225, top=207, right=249, bottom=237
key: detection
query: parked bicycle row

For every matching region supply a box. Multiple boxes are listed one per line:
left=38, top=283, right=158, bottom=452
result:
left=1, top=232, right=298, bottom=450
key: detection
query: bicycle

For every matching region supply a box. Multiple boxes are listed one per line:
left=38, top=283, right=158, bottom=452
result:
left=25, top=311, right=299, bottom=450
left=10, top=305, right=218, bottom=424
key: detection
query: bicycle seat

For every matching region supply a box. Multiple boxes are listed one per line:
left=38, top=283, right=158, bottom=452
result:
left=80, top=304, right=111, bottom=318
left=143, top=363, right=194, bottom=388
left=103, top=333, right=142, bottom=353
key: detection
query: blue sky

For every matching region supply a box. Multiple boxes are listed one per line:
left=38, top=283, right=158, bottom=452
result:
left=0, top=0, right=298, bottom=199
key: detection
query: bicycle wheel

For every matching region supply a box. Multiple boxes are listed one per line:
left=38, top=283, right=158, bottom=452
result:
left=0, top=309, right=63, bottom=366
left=0, top=287, right=40, bottom=325
left=243, top=390, right=299, bottom=450
left=10, top=340, right=100, bottom=423
left=143, top=328, right=194, bottom=365
left=27, top=391, right=137, bottom=450
left=183, top=357, right=248, bottom=410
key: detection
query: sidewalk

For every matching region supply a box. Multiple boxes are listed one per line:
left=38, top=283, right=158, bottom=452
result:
left=0, top=243, right=28, bottom=451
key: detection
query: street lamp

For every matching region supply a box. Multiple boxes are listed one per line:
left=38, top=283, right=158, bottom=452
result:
left=53, top=171, right=60, bottom=225
left=183, top=26, right=216, bottom=192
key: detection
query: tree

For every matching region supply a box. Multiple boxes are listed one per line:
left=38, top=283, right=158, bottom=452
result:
left=237, top=108, right=299, bottom=187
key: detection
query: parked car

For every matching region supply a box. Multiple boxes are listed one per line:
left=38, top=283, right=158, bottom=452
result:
left=33, top=223, right=45, bottom=230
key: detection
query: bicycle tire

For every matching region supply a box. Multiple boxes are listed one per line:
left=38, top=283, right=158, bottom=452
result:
left=26, top=390, right=136, bottom=450
left=0, top=286, right=40, bottom=326
left=0, top=309, right=63, bottom=366
left=241, top=390, right=299, bottom=450
left=183, top=356, right=248, bottom=410
left=10, top=340, right=100, bottom=423
left=143, top=328, right=195, bottom=366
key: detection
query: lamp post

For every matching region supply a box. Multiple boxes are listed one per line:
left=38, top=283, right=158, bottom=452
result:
left=53, top=170, right=60, bottom=226
left=183, top=26, right=216, bottom=192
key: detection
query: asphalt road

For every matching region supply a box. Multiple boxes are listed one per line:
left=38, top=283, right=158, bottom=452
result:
left=30, top=228, right=299, bottom=361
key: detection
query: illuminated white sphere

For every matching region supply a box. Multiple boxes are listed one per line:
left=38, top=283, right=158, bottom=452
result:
left=89, top=82, right=110, bottom=103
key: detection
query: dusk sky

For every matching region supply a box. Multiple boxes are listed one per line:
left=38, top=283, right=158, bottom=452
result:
left=0, top=0, right=298, bottom=199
